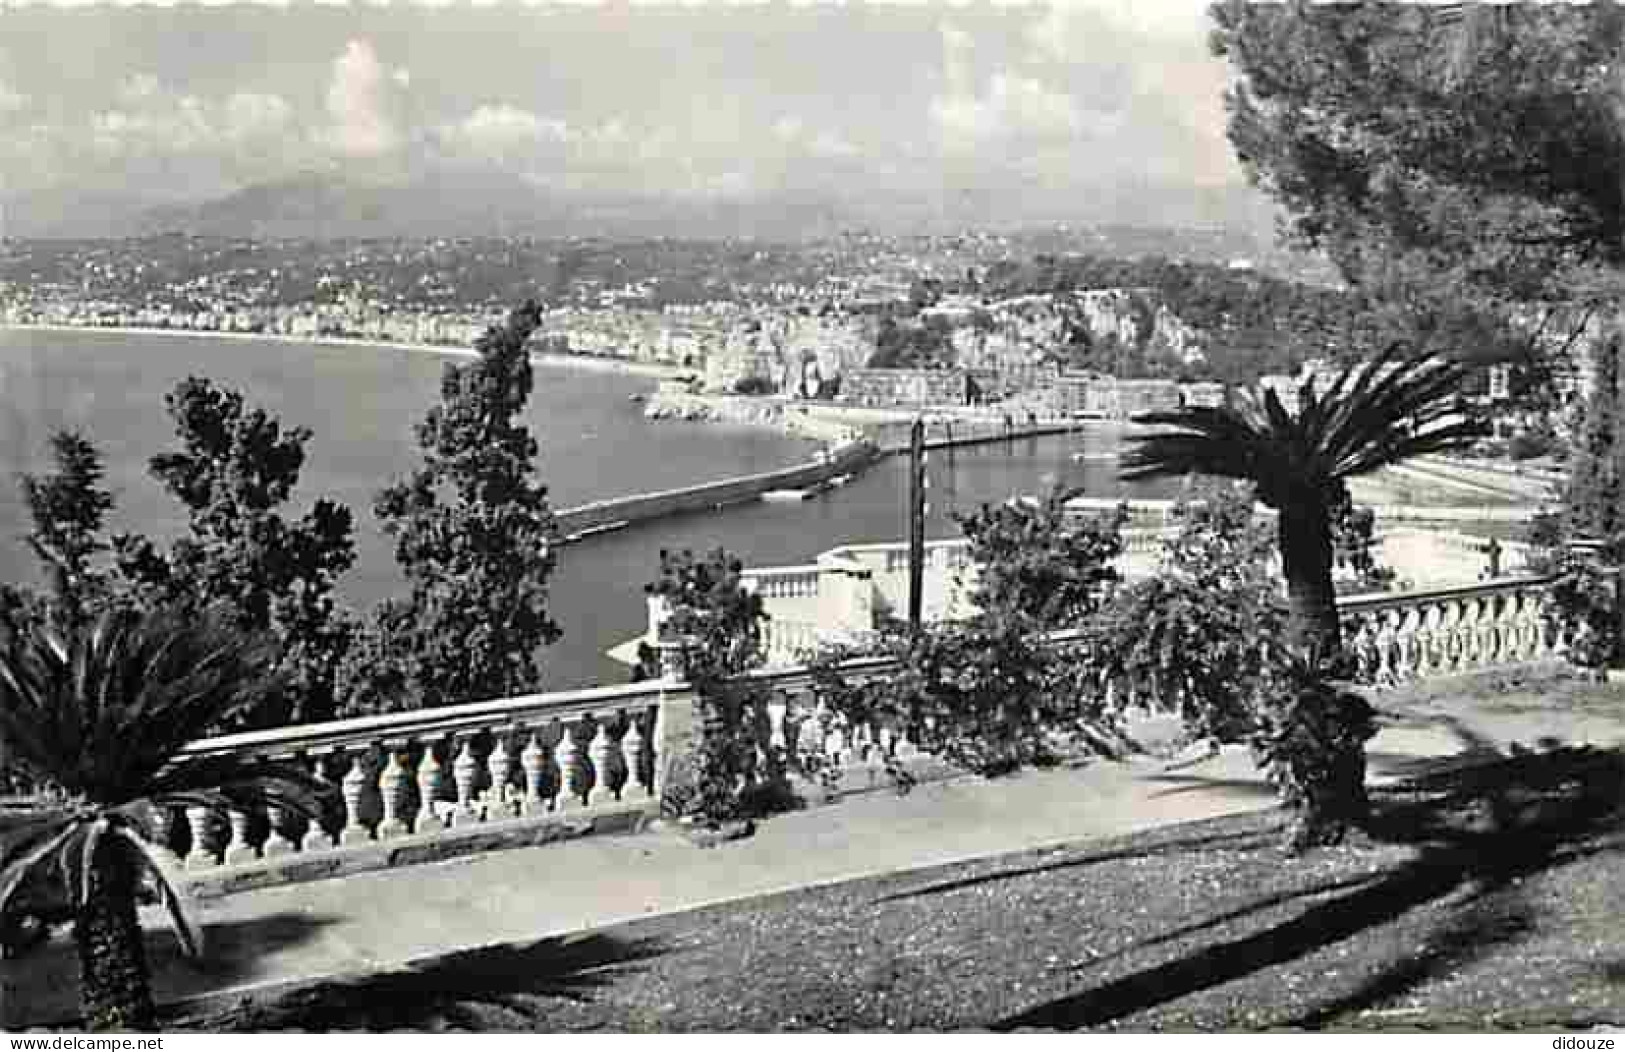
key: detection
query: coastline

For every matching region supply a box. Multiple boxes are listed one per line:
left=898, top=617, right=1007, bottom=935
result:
left=0, top=323, right=686, bottom=381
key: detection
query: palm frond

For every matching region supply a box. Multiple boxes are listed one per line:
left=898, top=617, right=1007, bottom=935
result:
left=147, top=758, right=333, bottom=828
left=0, top=820, right=78, bottom=917
left=1123, top=348, right=1482, bottom=502
left=116, top=825, right=203, bottom=959
left=1120, top=405, right=1287, bottom=491
left=0, top=604, right=288, bottom=806
left=1320, top=356, right=1482, bottom=479
left=77, top=818, right=110, bottom=908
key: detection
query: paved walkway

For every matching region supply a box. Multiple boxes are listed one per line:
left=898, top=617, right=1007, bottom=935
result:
left=6, top=698, right=1625, bottom=1028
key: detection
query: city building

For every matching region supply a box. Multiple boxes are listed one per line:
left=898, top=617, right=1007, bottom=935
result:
left=840, top=368, right=980, bottom=408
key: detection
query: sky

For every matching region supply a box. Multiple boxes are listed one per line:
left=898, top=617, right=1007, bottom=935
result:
left=0, top=1, right=1250, bottom=225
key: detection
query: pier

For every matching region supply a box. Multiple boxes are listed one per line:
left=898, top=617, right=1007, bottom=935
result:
left=552, top=416, right=1094, bottom=543
left=872, top=419, right=1083, bottom=455
left=552, top=437, right=882, bottom=542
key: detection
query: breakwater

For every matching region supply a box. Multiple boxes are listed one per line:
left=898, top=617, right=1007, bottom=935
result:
left=555, top=408, right=1133, bottom=544
left=553, top=437, right=882, bottom=541
left=874, top=420, right=1082, bottom=455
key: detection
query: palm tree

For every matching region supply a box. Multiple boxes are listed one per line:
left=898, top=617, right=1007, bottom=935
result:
left=0, top=604, right=333, bottom=1031
left=1120, top=347, right=1483, bottom=845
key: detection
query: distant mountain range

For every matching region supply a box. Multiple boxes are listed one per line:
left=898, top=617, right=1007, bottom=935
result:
left=1, top=170, right=1277, bottom=247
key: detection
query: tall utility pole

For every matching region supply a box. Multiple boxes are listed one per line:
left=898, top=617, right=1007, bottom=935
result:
left=908, top=416, right=926, bottom=632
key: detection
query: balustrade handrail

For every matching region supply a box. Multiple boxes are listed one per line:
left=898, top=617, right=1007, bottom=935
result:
left=178, top=679, right=674, bottom=760
left=1337, top=573, right=1556, bottom=614
left=745, top=563, right=822, bottom=579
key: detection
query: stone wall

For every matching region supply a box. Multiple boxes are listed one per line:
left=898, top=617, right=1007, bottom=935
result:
left=554, top=438, right=880, bottom=539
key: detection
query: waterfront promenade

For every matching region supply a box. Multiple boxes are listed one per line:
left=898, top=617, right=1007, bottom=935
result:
left=0, top=323, right=689, bottom=381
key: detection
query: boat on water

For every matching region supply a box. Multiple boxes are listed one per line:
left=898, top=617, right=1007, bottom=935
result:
left=763, top=473, right=852, bottom=503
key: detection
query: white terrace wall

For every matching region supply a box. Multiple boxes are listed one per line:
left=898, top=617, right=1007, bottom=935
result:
left=728, top=526, right=1524, bottom=667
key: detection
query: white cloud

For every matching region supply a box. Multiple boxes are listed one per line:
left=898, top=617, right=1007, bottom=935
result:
left=90, top=81, right=217, bottom=158
left=49, top=74, right=306, bottom=194
left=1027, top=0, right=1211, bottom=59
left=324, top=40, right=405, bottom=158
left=930, top=25, right=1080, bottom=156
left=1022, top=1, right=1237, bottom=186
left=450, top=103, right=569, bottom=160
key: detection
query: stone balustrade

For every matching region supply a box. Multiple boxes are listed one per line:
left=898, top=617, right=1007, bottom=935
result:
left=759, top=619, right=821, bottom=664
left=1066, top=496, right=1540, bottom=527
left=747, top=565, right=821, bottom=600
left=1339, top=575, right=1560, bottom=688
left=155, top=576, right=1563, bottom=898
left=160, top=682, right=668, bottom=895
left=1035, top=575, right=1562, bottom=712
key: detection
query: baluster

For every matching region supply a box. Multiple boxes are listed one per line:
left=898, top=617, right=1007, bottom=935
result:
left=555, top=718, right=586, bottom=809
left=1396, top=607, right=1421, bottom=683
left=450, top=735, right=482, bottom=826
left=825, top=719, right=848, bottom=767
left=1458, top=596, right=1475, bottom=668
left=767, top=699, right=788, bottom=755
left=146, top=805, right=181, bottom=864
left=263, top=800, right=297, bottom=859
left=222, top=805, right=257, bottom=866
left=137, top=806, right=179, bottom=903
left=414, top=739, right=448, bottom=835
left=1531, top=589, right=1556, bottom=660
left=376, top=742, right=412, bottom=839
left=1511, top=591, right=1536, bottom=660
left=1344, top=612, right=1372, bottom=685
left=1437, top=600, right=1459, bottom=674
left=1485, top=592, right=1508, bottom=665
left=620, top=709, right=650, bottom=798
left=339, top=747, right=374, bottom=846
left=801, top=699, right=830, bottom=767
left=1454, top=597, right=1476, bottom=671
left=520, top=725, right=555, bottom=816
left=302, top=752, right=337, bottom=851
left=183, top=805, right=217, bottom=871
left=1370, top=611, right=1396, bottom=687
left=1420, top=603, right=1442, bottom=677
left=1415, top=604, right=1436, bottom=680
left=587, top=717, right=619, bottom=806
left=1359, top=611, right=1384, bottom=685
left=1464, top=596, right=1488, bottom=671
left=484, top=728, right=516, bottom=819
left=1538, top=589, right=1559, bottom=659
left=1497, top=590, right=1518, bottom=662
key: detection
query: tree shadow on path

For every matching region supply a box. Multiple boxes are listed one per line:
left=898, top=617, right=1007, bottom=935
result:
left=994, top=743, right=1625, bottom=1031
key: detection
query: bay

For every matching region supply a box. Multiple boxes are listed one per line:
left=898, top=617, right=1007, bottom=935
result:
left=0, top=327, right=1169, bottom=691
